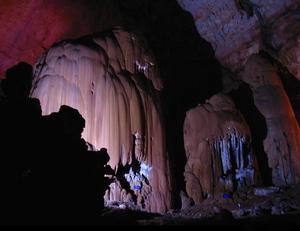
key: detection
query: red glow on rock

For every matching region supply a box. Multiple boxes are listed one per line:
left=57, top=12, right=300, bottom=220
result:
left=0, top=0, right=121, bottom=77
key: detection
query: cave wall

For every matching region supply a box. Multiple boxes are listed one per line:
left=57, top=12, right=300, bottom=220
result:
left=30, top=28, right=171, bottom=213
left=0, top=0, right=122, bottom=77
left=177, top=0, right=300, bottom=78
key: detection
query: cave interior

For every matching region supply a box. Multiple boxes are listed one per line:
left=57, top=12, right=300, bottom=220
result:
left=1, top=0, right=300, bottom=227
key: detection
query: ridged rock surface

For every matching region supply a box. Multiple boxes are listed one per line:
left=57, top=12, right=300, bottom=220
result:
left=30, top=28, right=170, bottom=213
left=177, top=0, right=300, bottom=74
left=183, top=94, right=258, bottom=204
left=241, top=55, right=300, bottom=186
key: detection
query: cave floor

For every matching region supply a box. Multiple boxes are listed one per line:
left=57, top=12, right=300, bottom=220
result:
left=3, top=185, right=300, bottom=228
left=99, top=184, right=300, bottom=228
left=99, top=207, right=300, bottom=227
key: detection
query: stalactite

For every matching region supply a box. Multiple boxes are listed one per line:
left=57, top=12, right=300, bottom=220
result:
left=213, top=130, right=254, bottom=191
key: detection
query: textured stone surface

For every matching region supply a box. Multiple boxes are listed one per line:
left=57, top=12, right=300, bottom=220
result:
left=241, top=55, right=300, bottom=186
left=266, top=10, right=300, bottom=79
left=177, top=0, right=299, bottom=72
left=183, top=93, right=258, bottom=204
left=0, top=0, right=121, bottom=77
left=30, top=28, right=170, bottom=213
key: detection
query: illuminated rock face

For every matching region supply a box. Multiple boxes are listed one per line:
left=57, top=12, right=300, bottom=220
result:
left=184, top=94, right=258, bottom=204
left=242, top=55, right=300, bottom=186
left=30, top=28, right=170, bottom=213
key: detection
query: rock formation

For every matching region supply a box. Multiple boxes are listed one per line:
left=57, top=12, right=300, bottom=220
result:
left=2, top=0, right=300, bottom=216
left=177, top=0, right=300, bottom=75
left=183, top=93, right=258, bottom=204
left=178, top=0, right=300, bottom=187
left=241, top=54, right=300, bottom=186
left=266, top=9, right=300, bottom=80
left=30, top=27, right=170, bottom=213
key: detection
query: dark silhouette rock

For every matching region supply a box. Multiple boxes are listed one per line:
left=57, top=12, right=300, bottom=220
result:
left=1, top=62, right=33, bottom=100
left=0, top=63, right=117, bottom=224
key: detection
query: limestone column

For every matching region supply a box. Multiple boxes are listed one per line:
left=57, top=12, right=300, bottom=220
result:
left=241, top=54, right=300, bottom=186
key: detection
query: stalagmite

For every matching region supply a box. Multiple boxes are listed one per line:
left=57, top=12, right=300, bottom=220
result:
left=30, top=27, right=171, bottom=213
left=184, top=93, right=258, bottom=204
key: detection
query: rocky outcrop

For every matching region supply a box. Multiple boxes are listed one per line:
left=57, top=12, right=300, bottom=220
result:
left=30, top=28, right=170, bottom=213
left=183, top=93, right=258, bottom=204
left=241, top=54, right=300, bottom=186
left=177, top=0, right=300, bottom=74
